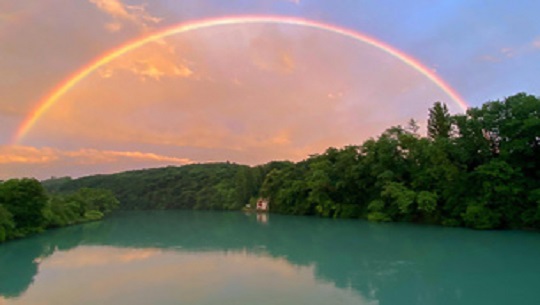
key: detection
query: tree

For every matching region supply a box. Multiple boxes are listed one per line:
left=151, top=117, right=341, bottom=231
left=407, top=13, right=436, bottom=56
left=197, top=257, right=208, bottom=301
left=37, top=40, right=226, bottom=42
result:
left=406, top=118, right=420, bottom=135
left=234, top=166, right=255, bottom=206
left=0, top=178, right=47, bottom=234
left=0, top=205, right=15, bottom=241
left=470, top=159, right=523, bottom=228
left=475, top=93, right=539, bottom=182
left=381, top=181, right=416, bottom=218
left=43, top=195, right=79, bottom=228
left=73, top=188, right=119, bottom=214
left=416, top=191, right=437, bottom=214
left=427, top=102, right=452, bottom=139
left=462, top=201, right=501, bottom=230
left=42, top=188, right=119, bottom=227
left=307, top=158, right=335, bottom=217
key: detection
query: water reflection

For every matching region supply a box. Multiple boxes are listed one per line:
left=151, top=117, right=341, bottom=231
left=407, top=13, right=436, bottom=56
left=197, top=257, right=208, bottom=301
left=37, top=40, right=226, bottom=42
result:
left=1, top=211, right=540, bottom=305
left=2, top=247, right=373, bottom=305
left=256, top=212, right=269, bottom=224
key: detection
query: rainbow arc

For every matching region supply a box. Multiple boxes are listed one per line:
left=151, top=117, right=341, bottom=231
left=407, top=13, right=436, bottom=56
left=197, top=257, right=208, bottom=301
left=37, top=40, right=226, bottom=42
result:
left=13, top=15, right=468, bottom=143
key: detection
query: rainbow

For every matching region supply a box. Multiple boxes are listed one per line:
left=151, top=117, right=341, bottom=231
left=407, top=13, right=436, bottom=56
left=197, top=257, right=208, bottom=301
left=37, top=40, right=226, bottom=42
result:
left=13, top=15, right=468, bottom=143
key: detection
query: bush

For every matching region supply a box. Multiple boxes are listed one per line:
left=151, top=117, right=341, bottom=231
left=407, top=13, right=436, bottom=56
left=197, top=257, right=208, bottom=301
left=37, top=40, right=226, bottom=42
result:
left=83, top=210, right=104, bottom=221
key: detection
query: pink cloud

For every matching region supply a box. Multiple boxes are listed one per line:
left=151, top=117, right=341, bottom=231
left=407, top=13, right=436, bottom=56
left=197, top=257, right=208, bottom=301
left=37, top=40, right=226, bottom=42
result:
left=500, top=47, right=516, bottom=57
left=532, top=38, right=540, bottom=49
left=478, top=55, right=500, bottom=63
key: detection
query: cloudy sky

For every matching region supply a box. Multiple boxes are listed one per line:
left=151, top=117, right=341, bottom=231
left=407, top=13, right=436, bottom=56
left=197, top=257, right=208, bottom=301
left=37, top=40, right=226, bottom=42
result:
left=1, top=0, right=539, bottom=179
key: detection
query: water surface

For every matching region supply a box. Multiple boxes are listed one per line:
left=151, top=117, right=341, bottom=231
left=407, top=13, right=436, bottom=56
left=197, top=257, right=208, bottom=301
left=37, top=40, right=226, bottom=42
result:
left=1, top=211, right=539, bottom=304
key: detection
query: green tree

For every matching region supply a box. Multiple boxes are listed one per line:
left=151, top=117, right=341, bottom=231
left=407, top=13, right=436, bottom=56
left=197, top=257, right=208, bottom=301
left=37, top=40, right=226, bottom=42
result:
left=0, top=178, right=47, bottom=235
left=427, top=101, right=452, bottom=139
left=381, top=181, right=416, bottom=217
left=234, top=166, right=255, bottom=206
left=470, top=160, right=523, bottom=228
left=43, top=195, right=81, bottom=227
left=0, top=205, right=15, bottom=242
left=367, top=199, right=391, bottom=222
left=307, top=158, right=335, bottom=217
left=73, top=188, right=119, bottom=214
left=462, top=201, right=501, bottom=230
left=416, top=191, right=438, bottom=214
left=522, top=189, right=540, bottom=228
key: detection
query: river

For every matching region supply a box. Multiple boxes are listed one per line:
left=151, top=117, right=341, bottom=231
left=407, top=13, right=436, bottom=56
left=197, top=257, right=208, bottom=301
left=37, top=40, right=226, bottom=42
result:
left=1, top=211, right=539, bottom=304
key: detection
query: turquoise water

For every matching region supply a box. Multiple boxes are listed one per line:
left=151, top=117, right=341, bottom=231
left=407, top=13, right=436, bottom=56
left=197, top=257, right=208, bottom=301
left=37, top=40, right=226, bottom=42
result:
left=1, top=211, right=539, bottom=304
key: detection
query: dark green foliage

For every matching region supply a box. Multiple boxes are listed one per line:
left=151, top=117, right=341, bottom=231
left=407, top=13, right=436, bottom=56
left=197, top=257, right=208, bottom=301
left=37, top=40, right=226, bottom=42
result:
left=258, top=93, right=540, bottom=230
left=40, top=176, right=72, bottom=193
left=70, top=188, right=120, bottom=215
left=83, top=210, right=104, bottom=221
left=0, top=205, right=14, bottom=242
left=0, top=178, right=119, bottom=243
left=0, top=178, right=47, bottom=236
left=416, top=191, right=437, bottom=214
left=44, top=163, right=269, bottom=211
left=462, top=201, right=501, bottom=230
left=43, top=188, right=119, bottom=228
left=427, top=101, right=452, bottom=139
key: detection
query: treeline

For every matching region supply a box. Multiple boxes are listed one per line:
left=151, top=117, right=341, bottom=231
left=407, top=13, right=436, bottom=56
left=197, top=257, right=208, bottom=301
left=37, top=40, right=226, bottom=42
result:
left=43, top=162, right=286, bottom=210
left=0, top=178, right=118, bottom=242
left=42, top=93, right=539, bottom=230
left=259, top=93, right=540, bottom=229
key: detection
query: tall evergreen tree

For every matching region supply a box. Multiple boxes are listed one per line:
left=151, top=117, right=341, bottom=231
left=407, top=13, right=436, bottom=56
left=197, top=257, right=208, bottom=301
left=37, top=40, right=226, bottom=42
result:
left=427, top=102, right=452, bottom=139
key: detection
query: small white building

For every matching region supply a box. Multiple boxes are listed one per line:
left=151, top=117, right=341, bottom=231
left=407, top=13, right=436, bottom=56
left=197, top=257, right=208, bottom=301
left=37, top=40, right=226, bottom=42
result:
left=256, top=198, right=269, bottom=212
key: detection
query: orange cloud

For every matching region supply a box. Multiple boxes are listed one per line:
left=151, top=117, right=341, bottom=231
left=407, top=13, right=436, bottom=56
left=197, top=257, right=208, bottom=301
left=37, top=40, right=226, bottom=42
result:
left=90, top=0, right=131, bottom=19
left=105, top=21, right=123, bottom=32
left=0, top=146, right=59, bottom=164
left=96, top=38, right=195, bottom=81
left=89, top=0, right=161, bottom=32
left=63, top=149, right=192, bottom=164
left=0, top=146, right=191, bottom=165
left=129, top=59, right=193, bottom=80
left=0, top=145, right=193, bottom=179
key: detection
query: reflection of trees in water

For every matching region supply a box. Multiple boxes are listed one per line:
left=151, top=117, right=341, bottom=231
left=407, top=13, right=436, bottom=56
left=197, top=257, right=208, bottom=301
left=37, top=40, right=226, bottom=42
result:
left=1, top=211, right=540, bottom=304
left=0, top=223, right=95, bottom=298
left=0, top=240, right=41, bottom=298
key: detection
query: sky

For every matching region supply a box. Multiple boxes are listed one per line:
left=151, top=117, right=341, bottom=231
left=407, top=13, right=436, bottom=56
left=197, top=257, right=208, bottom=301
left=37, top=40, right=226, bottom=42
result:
left=1, top=0, right=539, bottom=180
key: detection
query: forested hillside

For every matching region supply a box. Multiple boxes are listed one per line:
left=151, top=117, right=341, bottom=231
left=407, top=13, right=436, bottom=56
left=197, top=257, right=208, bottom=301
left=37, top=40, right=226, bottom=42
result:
left=44, top=162, right=289, bottom=210
left=41, top=93, right=540, bottom=230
